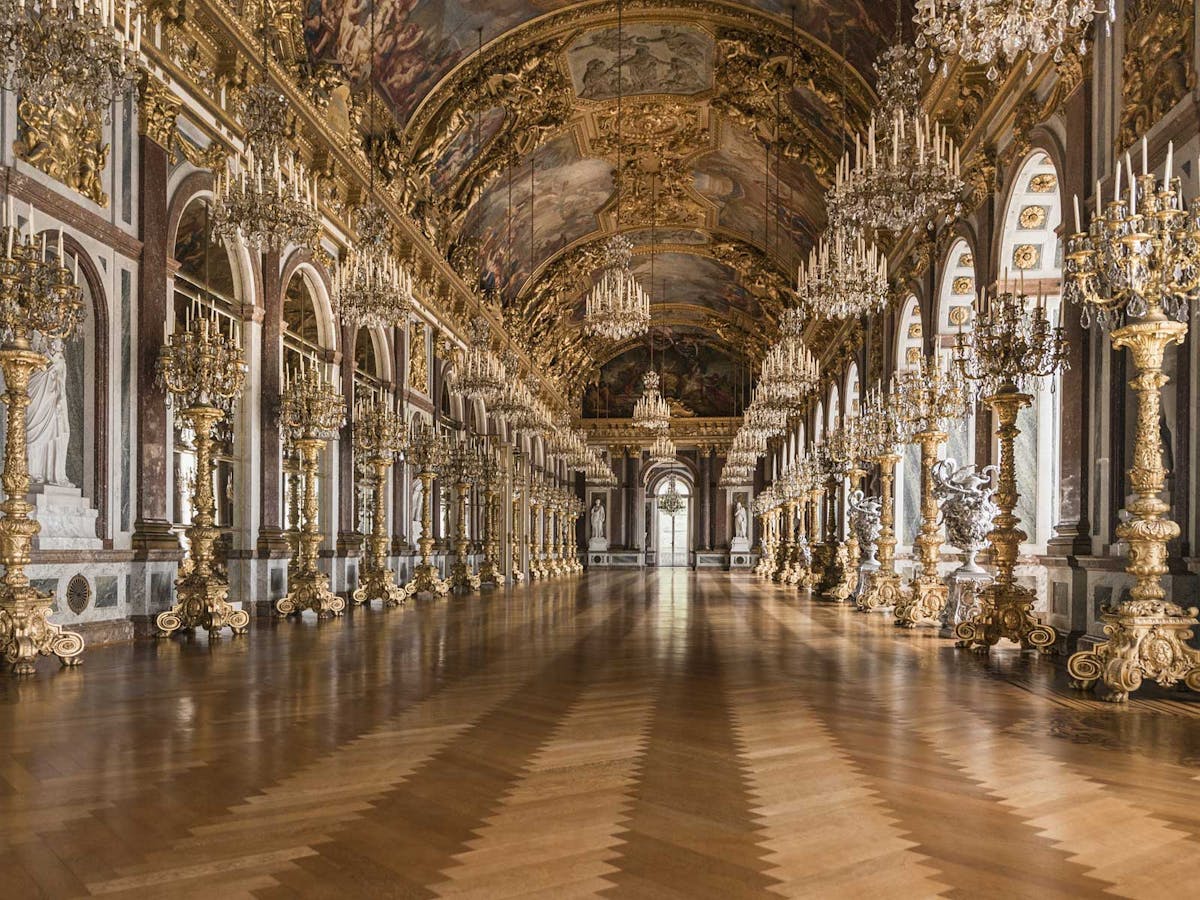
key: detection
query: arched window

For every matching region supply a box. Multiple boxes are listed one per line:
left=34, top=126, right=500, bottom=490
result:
left=936, top=238, right=977, bottom=473
left=171, top=198, right=242, bottom=534
left=999, top=152, right=1063, bottom=549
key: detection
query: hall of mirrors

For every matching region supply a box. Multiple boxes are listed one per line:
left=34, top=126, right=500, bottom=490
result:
left=2, top=0, right=1200, bottom=895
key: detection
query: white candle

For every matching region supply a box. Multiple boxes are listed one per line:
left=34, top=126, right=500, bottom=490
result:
left=1114, top=159, right=1122, bottom=203
left=133, top=14, right=141, bottom=53
left=1142, top=136, right=1148, bottom=175
left=1166, top=141, right=1174, bottom=183
left=1126, top=151, right=1136, bottom=206
left=27, top=202, right=35, bottom=238
left=1074, top=195, right=1081, bottom=232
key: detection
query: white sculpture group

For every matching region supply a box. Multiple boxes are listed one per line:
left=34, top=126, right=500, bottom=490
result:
left=932, top=459, right=999, bottom=628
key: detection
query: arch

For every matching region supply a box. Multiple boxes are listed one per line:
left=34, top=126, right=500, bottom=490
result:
left=895, top=294, right=924, bottom=375
left=280, top=251, right=339, bottom=355
left=166, top=175, right=256, bottom=308
left=996, top=149, right=1065, bottom=549
left=827, top=382, right=841, bottom=433
left=844, top=362, right=861, bottom=418
left=936, top=237, right=977, bottom=341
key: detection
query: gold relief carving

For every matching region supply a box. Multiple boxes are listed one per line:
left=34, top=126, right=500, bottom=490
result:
left=962, top=149, right=997, bottom=213
left=907, top=322, right=923, bottom=339
left=409, top=321, right=429, bottom=395
left=951, top=276, right=974, bottom=295
left=959, top=252, right=973, bottom=267
left=949, top=305, right=972, bottom=326
left=1120, top=0, right=1195, bottom=152
left=1029, top=173, right=1058, bottom=193
left=905, top=346, right=922, bottom=365
left=1012, top=244, right=1041, bottom=270
left=14, top=99, right=109, bottom=207
left=1018, top=205, right=1047, bottom=229
left=137, top=72, right=183, bottom=153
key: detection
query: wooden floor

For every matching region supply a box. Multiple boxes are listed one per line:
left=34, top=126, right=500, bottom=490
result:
left=4, top=572, right=1200, bottom=898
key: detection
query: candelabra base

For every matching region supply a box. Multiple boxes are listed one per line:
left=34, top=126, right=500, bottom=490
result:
left=157, top=575, right=249, bottom=638
left=895, top=577, right=947, bottom=628
left=353, top=567, right=406, bottom=607
left=275, top=572, right=345, bottom=620
left=448, top=560, right=481, bottom=592
left=816, top=544, right=850, bottom=603
left=1068, top=601, right=1200, bottom=702
left=403, top=563, right=451, bottom=599
left=954, top=582, right=1054, bottom=653
left=0, top=586, right=84, bottom=674
left=857, top=570, right=902, bottom=612
left=478, top=559, right=503, bottom=587
left=511, top=567, right=525, bottom=583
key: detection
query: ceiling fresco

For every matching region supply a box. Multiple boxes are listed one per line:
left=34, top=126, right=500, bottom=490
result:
left=582, top=325, right=751, bottom=419
left=305, top=1, right=908, bottom=384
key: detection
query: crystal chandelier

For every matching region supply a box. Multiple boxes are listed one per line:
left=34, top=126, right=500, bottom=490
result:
left=212, top=82, right=322, bottom=253
left=795, top=226, right=889, bottom=320
left=742, top=387, right=788, bottom=440
left=648, top=431, right=677, bottom=465
left=632, top=369, right=670, bottom=432
left=758, top=308, right=820, bottom=411
left=658, top=476, right=686, bottom=515
left=335, top=201, right=413, bottom=328
left=585, top=235, right=651, bottom=342
left=451, top=318, right=505, bottom=406
left=583, top=0, right=650, bottom=343
left=827, top=43, right=963, bottom=235
left=4, top=0, right=143, bottom=119
left=915, top=0, right=1114, bottom=81
left=492, top=350, right=530, bottom=422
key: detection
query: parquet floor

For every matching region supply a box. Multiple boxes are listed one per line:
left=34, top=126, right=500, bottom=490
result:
left=4, top=572, right=1200, bottom=898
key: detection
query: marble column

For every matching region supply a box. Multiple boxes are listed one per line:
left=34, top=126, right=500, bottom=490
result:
left=131, top=133, right=177, bottom=551
left=256, top=249, right=288, bottom=556
left=392, top=329, right=408, bottom=554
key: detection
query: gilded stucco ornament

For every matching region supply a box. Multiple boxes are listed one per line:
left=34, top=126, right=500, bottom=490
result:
left=15, top=99, right=110, bottom=207
left=137, top=71, right=184, bottom=153
left=1119, top=0, right=1195, bottom=153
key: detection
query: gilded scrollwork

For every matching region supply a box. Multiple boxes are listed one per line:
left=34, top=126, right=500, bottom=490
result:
left=1120, top=0, right=1195, bottom=152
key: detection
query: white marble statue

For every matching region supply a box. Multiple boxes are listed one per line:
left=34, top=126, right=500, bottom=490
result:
left=411, top=479, right=424, bottom=540
left=734, top=500, right=748, bottom=538
left=590, top=497, right=606, bottom=538
left=26, top=339, right=71, bottom=486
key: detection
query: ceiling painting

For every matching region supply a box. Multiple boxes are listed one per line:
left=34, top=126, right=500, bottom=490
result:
left=629, top=252, right=759, bottom=318
left=583, top=326, right=750, bottom=419
left=567, top=23, right=715, bottom=100
left=427, top=106, right=507, bottom=190
left=462, top=132, right=614, bottom=301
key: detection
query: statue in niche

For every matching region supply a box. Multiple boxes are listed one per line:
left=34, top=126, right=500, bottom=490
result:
left=26, top=336, right=72, bottom=487
left=590, top=497, right=606, bottom=538
left=733, top=500, right=748, bottom=538
left=411, top=478, right=424, bottom=541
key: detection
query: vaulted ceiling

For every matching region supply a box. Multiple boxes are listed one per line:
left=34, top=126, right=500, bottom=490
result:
left=306, top=1, right=909, bottom=390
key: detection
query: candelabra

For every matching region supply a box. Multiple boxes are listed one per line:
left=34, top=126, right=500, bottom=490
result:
left=274, top=365, right=345, bottom=619
left=816, top=433, right=852, bottom=602
left=953, top=289, right=1068, bottom=652
left=753, top=492, right=774, bottom=578
left=0, top=216, right=85, bottom=674
left=564, top=495, right=583, bottom=573
left=774, top=469, right=797, bottom=584
left=402, top=420, right=451, bottom=598
left=529, top=480, right=549, bottom=579
left=857, top=383, right=910, bottom=612
left=843, top=420, right=868, bottom=598
left=477, top=449, right=503, bottom=587
left=443, top=435, right=483, bottom=592
left=351, top=397, right=407, bottom=607
left=1065, top=141, right=1200, bottom=700
left=545, top=489, right=564, bottom=577
left=893, top=355, right=968, bottom=627
left=156, top=313, right=248, bottom=638
left=511, top=478, right=525, bottom=583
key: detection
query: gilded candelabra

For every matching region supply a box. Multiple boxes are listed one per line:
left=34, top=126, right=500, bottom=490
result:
left=893, top=355, right=968, bottom=627
left=0, top=219, right=85, bottom=674
left=444, top=436, right=483, bottom=592
left=511, top=485, right=525, bottom=583
left=753, top=492, right=775, bottom=578
left=275, top=365, right=346, bottom=619
left=857, top=382, right=910, bottom=612
left=156, top=313, right=248, bottom=638
left=774, top=469, right=796, bottom=584
left=1065, top=144, right=1200, bottom=700
left=560, top=494, right=581, bottom=574
left=351, top=396, right=407, bottom=607
left=844, top=423, right=867, bottom=598
left=954, top=289, right=1068, bottom=653
left=402, top=421, right=451, bottom=598
left=528, top=481, right=547, bottom=579
left=815, top=434, right=852, bottom=602
left=476, top=447, right=503, bottom=587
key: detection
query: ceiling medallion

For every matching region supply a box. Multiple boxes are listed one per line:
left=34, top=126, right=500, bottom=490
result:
left=915, top=0, right=1114, bottom=81
left=633, top=369, right=671, bottom=433
left=3, top=0, right=143, bottom=119
left=795, top=226, right=889, bottom=321
left=827, top=43, right=963, bottom=236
